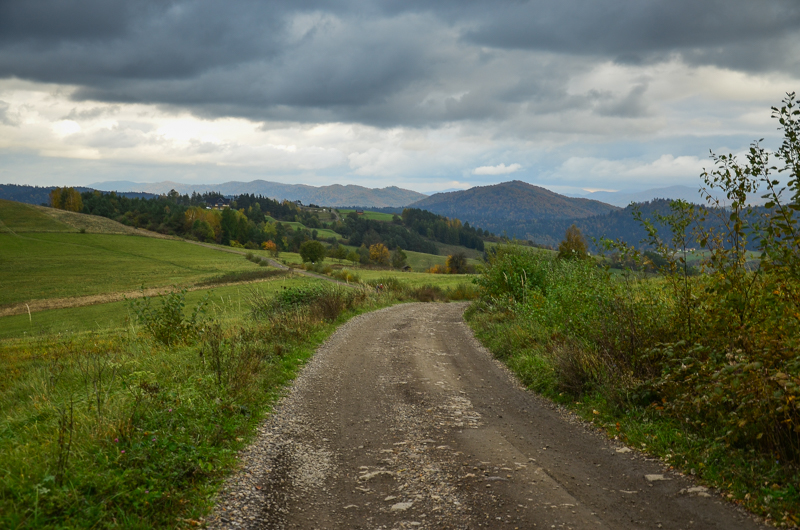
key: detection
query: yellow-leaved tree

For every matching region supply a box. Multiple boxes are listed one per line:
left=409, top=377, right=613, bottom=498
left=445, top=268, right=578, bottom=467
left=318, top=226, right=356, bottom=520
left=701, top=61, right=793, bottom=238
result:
left=49, top=187, right=83, bottom=212
left=369, top=243, right=390, bottom=265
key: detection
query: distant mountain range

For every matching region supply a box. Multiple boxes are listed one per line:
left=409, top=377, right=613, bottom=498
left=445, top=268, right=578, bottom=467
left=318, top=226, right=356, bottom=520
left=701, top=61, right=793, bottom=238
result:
left=89, top=180, right=426, bottom=208
left=0, top=184, right=155, bottom=206
left=570, top=185, right=767, bottom=207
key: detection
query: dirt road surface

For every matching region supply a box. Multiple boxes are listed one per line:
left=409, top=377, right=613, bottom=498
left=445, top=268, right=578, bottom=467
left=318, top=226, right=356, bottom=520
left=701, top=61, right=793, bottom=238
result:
left=207, top=303, right=765, bottom=530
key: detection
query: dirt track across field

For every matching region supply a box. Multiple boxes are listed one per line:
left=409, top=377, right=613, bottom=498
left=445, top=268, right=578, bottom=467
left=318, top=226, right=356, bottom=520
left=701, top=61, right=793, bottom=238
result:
left=208, top=303, right=765, bottom=530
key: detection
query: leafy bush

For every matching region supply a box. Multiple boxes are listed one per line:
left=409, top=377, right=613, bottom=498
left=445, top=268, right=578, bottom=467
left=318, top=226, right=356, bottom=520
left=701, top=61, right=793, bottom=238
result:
left=249, top=284, right=366, bottom=322
left=330, top=268, right=361, bottom=283
left=125, top=288, right=210, bottom=345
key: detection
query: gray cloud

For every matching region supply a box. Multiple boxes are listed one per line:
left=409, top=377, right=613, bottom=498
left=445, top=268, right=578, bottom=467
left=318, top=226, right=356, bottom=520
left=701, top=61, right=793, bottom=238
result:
left=0, top=0, right=798, bottom=128
left=0, top=100, right=18, bottom=126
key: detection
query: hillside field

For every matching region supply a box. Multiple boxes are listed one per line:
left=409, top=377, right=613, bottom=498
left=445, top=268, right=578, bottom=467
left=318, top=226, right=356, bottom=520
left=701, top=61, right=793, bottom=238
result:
left=338, top=209, right=396, bottom=221
left=0, top=233, right=275, bottom=307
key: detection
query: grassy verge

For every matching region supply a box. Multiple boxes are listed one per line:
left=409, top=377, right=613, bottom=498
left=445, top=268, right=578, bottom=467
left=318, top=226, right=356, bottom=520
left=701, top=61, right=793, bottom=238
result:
left=0, top=282, right=391, bottom=528
left=465, top=244, right=799, bottom=527
left=468, top=308, right=797, bottom=525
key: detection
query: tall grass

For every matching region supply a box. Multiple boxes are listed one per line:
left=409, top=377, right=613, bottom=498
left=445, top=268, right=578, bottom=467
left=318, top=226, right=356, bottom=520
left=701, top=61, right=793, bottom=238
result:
left=0, top=284, right=387, bottom=528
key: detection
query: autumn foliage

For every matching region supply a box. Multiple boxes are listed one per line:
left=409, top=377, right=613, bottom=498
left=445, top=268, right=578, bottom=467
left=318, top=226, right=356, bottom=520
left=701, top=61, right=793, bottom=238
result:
left=369, top=243, right=390, bottom=265
left=49, top=187, right=83, bottom=212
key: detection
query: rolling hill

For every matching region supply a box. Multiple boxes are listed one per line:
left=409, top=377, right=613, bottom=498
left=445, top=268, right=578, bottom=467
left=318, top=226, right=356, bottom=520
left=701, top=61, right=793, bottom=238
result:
left=409, top=181, right=617, bottom=221
left=407, top=180, right=618, bottom=239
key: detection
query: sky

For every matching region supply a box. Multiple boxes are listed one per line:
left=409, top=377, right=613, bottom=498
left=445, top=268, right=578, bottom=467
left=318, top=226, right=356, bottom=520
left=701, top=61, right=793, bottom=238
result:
left=0, top=0, right=799, bottom=195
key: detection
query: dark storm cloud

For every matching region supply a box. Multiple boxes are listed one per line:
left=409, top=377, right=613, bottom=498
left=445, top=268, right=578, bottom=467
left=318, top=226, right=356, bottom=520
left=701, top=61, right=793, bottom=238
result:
left=463, top=0, right=800, bottom=72
left=0, top=0, right=798, bottom=127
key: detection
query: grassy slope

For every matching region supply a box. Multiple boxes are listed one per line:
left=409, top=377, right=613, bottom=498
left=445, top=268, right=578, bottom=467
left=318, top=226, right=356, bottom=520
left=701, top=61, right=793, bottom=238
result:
left=0, top=233, right=270, bottom=306
left=338, top=209, right=395, bottom=221
left=0, top=199, right=149, bottom=235
left=0, top=200, right=74, bottom=233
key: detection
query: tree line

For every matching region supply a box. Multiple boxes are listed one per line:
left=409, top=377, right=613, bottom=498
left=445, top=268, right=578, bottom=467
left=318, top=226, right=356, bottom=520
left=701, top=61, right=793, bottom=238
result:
left=53, top=189, right=490, bottom=256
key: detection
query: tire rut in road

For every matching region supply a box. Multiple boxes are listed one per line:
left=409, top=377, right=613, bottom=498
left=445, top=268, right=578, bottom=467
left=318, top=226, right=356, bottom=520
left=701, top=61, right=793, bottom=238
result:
left=207, top=303, right=767, bottom=530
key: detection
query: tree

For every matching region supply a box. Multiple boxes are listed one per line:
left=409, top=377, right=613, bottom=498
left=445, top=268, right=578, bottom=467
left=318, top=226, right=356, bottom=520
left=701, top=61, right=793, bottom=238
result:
left=49, top=187, right=83, bottom=212
left=557, top=224, right=589, bottom=260
left=357, top=244, right=371, bottom=264
left=346, top=250, right=360, bottom=266
left=391, top=247, right=408, bottom=269
left=191, top=220, right=215, bottom=242
left=299, top=240, right=326, bottom=263
left=262, top=240, right=279, bottom=257
left=329, top=246, right=348, bottom=262
left=446, top=252, right=468, bottom=273
left=369, top=243, right=390, bottom=265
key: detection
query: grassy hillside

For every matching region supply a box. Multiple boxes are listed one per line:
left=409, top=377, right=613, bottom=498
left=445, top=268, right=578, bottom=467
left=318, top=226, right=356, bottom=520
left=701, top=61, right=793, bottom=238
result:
left=0, top=233, right=271, bottom=307
left=0, top=199, right=150, bottom=235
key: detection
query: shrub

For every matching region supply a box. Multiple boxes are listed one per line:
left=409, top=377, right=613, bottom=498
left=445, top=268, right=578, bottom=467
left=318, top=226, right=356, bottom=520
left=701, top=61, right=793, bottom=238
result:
left=125, top=288, right=210, bottom=345
left=412, top=284, right=445, bottom=302
left=249, top=284, right=365, bottom=322
left=446, top=252, right=468, bottom=273
left=445, top=282, right=479, bottom=301
left=331, top=269, right=361, bottom=283
left=427, top=264, right=446, bottom=274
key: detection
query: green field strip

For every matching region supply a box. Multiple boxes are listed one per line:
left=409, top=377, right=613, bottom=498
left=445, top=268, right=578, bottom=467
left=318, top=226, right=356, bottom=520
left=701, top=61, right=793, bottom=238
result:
left=0, top=276, right=324, bottom=340
left=0, top=233, right=271, bottom=306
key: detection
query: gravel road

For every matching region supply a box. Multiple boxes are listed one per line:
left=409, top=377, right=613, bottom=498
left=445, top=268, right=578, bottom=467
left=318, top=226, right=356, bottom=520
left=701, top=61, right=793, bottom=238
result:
left=207, top=302, right=766, bottom=530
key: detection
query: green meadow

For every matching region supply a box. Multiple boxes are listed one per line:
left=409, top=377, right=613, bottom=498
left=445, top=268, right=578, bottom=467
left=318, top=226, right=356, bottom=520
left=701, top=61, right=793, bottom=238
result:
left=338, top=209, right=395, bottom=221
left=0, top=233, right=273, bottom=306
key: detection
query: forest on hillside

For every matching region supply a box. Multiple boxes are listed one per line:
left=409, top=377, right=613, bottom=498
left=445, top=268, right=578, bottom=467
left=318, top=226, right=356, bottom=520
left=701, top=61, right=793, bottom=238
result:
left=72, top=189, right=489, bottom=255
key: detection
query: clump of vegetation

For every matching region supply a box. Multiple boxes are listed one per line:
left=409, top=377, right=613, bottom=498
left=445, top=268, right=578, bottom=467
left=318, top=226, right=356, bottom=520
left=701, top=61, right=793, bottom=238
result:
left=365, top=276, right=478, bottom=302
left=467, top=95, right=800, bottom=524
left=557, top=224, right=589, bottom=260
left=299, top=240, right=327, bottom=263
left=249, top=283, right=367, bottom=322
left=49, top=186, right=83, bottom=212
left=330, top=268, right=361, bottom=283
left=125, top=287, right=210, bottom=345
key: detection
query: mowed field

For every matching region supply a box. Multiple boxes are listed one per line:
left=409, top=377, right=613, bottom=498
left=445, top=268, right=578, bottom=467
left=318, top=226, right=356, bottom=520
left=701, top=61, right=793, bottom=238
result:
left=0, top=233, right=273, bottom=307
left=338, top=208, right=395, bottom=221
left=0, top=200, right=272, bottom=307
